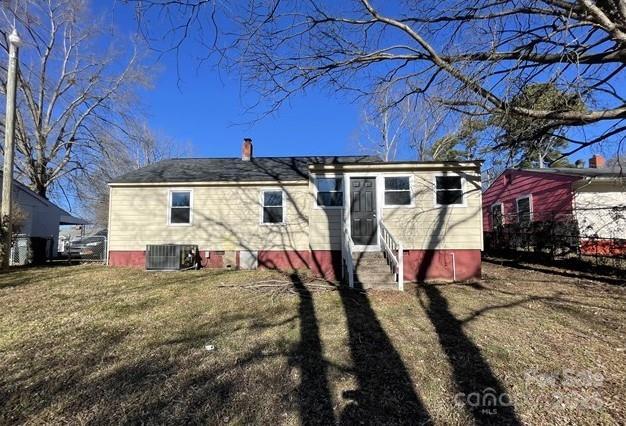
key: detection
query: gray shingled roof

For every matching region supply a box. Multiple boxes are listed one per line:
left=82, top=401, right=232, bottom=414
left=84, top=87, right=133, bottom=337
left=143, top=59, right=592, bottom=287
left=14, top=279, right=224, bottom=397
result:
left=520, top=166, right=625, bottom=178
left=110, top=156, right=381, bottom=183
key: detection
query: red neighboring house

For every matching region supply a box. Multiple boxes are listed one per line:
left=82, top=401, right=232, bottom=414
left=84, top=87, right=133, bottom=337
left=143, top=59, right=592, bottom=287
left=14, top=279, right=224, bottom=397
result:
left=483, top=155, right=626, bottom=256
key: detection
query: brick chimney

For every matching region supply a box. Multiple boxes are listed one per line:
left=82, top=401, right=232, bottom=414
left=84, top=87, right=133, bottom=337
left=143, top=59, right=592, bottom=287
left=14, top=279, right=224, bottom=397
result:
left=589, top=154, right=605, bottom=168
left=242, top=138, right=253, bottom=161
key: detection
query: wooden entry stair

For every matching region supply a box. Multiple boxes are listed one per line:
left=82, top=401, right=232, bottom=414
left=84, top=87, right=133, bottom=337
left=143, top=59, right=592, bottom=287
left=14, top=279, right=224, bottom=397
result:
left=352, top=252, right=397, bottom=289
left=342, top=220, right=404, bottom=291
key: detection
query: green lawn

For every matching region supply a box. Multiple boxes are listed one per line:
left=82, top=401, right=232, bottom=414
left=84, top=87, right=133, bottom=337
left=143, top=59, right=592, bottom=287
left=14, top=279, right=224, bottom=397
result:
left=0, top=262, right=624, bottom=425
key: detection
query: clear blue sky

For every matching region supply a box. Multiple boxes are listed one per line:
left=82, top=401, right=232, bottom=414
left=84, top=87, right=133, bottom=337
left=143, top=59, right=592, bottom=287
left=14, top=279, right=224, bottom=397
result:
left=111, top=2, right=364, bottom=160
left=142, top=71, right=363, bottom=158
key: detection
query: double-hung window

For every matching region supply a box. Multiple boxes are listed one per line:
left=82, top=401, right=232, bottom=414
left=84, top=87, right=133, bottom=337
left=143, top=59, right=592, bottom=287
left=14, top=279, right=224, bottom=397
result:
left=169, top=191, right=192, bottom=225
left=516, top=196, right=532, bottom=225
left=435, top=176, right=464, bottom=206
left=384, top=176, right=411, bottom=206
left=261, top=190, right=285, bottom=224
left=316, top=177, right=343, bottom=207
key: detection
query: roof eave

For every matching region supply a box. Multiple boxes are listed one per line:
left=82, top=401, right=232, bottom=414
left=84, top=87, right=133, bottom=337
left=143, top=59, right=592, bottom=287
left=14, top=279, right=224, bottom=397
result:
left=108, top=179, right=309, bottom=187
left=518, top=168, right=624, bottom=179
left=573, top=175, right=626, bottom=184
left=60, top=214, right=88, bottom=225
left=308, top=161, right=482, bottom=172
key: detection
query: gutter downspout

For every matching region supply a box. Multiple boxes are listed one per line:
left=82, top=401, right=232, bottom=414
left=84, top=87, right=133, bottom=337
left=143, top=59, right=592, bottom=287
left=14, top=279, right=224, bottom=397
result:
left=451, top=252, right=456, bottom=282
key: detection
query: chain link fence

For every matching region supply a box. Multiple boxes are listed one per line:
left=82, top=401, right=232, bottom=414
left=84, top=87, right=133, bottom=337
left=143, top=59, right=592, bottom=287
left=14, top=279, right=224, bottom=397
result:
left=485, top=207, right=626, bottom=273
left=10, top=235, right=54, bottom=266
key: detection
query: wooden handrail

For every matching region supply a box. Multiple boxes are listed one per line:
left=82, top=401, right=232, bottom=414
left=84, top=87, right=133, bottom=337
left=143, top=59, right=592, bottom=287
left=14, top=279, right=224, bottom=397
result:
left=380, top=221, right=404, bottom=291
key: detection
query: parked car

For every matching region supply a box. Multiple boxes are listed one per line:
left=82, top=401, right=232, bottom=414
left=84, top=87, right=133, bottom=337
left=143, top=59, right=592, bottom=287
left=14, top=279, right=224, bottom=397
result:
left=68, top=230, right=107, bottom=259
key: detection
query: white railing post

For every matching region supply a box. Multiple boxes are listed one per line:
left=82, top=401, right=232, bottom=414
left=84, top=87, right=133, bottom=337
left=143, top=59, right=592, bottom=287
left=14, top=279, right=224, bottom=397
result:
left=342, top=217, right=354, bottom=288
left=380, top=221, right=405, bottom=291
left=346, top=229, right=354, bottom=288
left=398, top=241, right=404, bottom=291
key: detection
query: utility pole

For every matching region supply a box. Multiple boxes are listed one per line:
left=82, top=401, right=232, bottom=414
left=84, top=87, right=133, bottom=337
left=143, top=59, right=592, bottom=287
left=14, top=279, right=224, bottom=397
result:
left=1, top=29, right=22, bottom=271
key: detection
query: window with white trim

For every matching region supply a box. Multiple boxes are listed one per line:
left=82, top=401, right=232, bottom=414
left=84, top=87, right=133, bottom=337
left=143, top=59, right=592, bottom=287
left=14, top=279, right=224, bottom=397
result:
left=169, top=191, right=191, bottom=224
left=435, top=176, right=463, bottom=205
left=262, top=190, right=285, bottom=224
left=491, top=203, right=504, bottom=229
left=316, top=177, right=343, bottom=207
left=516, top=196, right=532, bottom=225
left=384, top=176, right=411, bottom=206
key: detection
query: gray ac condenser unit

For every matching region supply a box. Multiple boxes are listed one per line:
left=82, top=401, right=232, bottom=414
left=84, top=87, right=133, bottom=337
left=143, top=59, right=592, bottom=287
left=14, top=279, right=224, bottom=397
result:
left=145, top=244, right=198, bottom=271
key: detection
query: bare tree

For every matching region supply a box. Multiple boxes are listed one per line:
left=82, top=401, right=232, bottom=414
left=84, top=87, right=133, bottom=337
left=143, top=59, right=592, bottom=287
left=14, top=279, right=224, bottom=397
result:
left=358, top=84, right=453, bottom=161
left=408, top=98, right=453, bottom=161
left=136, top=0, right=626, bottom=158
left=78, top=119, right=191, bottom=226
left=358, top=84, right=411, bottom=161
left=607, top=152, right=626, bottom=171
left=0, top=0, right=150, bottom=199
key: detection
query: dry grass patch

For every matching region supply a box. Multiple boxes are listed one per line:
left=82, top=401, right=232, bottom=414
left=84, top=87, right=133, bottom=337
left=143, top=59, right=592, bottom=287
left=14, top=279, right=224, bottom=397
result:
left=0, top=263, right=624, bottom=425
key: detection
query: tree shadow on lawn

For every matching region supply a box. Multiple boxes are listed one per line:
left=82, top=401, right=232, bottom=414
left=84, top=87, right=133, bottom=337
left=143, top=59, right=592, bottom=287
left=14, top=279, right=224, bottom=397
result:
left=0, top=314, right=294, bottom=424
left=483, top=256, right=625, bottom=287
left=338, top=287, right=432, bottom=424
left=0, top=264, right=89, bottom=290
left=0, top=274, right=36, bottom=289
left=288, top=273, right=335, bottom=425
left=0, top=328, right=132, bottom=424
left=411, top=179, right=520, bottom=425
left=253, top=239, right=433, bottom=422
left=3, top=267, right=460, bottom=424
left=416, top=283, right=521, bottom=425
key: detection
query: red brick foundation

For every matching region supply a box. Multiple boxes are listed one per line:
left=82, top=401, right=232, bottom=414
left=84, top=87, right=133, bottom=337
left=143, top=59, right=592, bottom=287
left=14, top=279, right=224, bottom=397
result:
left=108, top=248, right=482, bottom=282
left=202, top=251, right=225, bottom=268
left=403, top=249, right=481, bottom=282
left=108, top=249, right=342, bottom=280
left=109, top=251, right=146, bottom=267
left=580, top=239, right=626, bottom=256
left=257, top=250, right=342, bottom=281
left=108, top=250, right=227, bottom=269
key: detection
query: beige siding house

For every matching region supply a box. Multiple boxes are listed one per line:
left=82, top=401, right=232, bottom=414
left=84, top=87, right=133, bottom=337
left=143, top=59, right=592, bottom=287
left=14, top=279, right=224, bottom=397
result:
left=108, top=139, right=483, bottom=287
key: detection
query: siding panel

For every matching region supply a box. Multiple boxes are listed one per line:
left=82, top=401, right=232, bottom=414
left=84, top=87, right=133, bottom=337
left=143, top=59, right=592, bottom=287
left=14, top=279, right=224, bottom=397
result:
left=382, top=171, right=483, bottom=250
left=109, top=185, right=311, bottom=251
left=482, top=170, right=578, bottom=229
left=574, top=181, right=626, bottom=239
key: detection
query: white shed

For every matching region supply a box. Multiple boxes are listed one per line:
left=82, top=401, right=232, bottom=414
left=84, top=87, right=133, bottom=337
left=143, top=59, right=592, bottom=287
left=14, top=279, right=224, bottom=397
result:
left=0, top=173, right=85, bottom=259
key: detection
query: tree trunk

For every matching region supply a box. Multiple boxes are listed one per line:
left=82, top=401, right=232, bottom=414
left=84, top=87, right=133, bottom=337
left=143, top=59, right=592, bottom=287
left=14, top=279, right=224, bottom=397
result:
left=30, top=180, right=48, bottom=199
